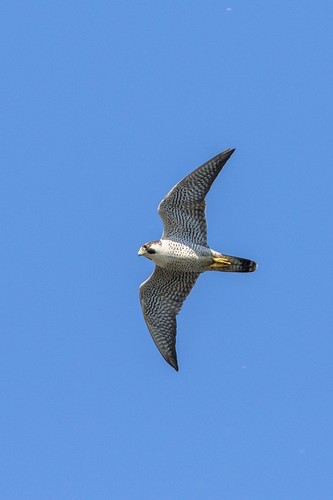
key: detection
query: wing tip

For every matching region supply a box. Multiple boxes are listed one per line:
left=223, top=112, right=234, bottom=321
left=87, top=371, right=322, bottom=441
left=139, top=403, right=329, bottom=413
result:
left=211, top=148, right=236, bottom=167
left=222, top=148, right=236, bottom=158
left=166, top=355, right=179, bottom=372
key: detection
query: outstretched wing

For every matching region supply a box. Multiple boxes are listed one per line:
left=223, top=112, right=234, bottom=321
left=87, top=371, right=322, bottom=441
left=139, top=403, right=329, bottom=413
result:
left=139, top=267, right=200, bottom=371
left=158, top=149, right=235, bottom=246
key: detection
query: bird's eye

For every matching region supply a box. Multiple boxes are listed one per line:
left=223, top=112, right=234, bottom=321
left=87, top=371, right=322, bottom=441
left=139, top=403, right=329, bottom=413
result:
left=147, top=248, right=156, bottom=255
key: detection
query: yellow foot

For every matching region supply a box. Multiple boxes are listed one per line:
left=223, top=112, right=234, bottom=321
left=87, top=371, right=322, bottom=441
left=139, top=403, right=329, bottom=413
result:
left=209, top=256, right=232, bottom=269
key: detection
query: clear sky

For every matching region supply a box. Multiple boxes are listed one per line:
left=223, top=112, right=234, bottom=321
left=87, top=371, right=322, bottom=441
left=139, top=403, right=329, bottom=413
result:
left=1, top=1, right=333, bottom=499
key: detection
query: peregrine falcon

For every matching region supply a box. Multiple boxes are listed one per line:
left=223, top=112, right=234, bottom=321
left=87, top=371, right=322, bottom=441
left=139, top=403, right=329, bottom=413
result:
left=138, top=149, right=257, bottom=371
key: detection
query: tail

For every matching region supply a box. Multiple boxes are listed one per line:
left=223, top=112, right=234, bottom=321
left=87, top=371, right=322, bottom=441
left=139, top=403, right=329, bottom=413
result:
left=208, top=254, right=257, bottom=273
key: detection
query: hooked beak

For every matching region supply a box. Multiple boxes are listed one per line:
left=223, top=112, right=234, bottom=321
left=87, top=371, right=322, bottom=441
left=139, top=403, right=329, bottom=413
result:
left=138, top=246, right=145, bottom=256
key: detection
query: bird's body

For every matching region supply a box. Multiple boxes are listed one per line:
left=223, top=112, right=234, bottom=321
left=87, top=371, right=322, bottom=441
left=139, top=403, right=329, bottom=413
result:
left=143, top=239, right=210, bottom=272
left=141, top=239, right=256, bottom=273
left=138, top=149, right=257, bottom=371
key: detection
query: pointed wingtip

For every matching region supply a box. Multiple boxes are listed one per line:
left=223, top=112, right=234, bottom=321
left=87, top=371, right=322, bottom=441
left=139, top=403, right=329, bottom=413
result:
left=211, top=148, right=235, bottom=169
left=167, top=356, right=179, bottom=372
left=170, top=360, right=179, bottom=372
left=225, top=148, right=236, bottom=156
left=215, top=148, right=235, bottom=163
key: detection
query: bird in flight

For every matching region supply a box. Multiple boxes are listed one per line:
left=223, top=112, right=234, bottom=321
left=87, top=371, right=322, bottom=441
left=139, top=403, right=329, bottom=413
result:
left=138, top=149, right=257, bottom=371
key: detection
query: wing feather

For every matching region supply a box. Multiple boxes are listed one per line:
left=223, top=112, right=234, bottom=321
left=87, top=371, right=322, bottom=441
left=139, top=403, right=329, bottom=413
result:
left=158, top=149, right=235, bottom=246
left=139, top=267, right=199, bottom=371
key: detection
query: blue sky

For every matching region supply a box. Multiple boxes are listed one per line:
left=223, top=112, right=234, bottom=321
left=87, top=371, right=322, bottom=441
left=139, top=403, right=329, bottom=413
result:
left=1, top=1, right=333, bottom=498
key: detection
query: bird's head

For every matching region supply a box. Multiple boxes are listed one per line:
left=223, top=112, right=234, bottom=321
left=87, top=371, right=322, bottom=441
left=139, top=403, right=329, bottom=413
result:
left=138, top=241, right=160, bottom=260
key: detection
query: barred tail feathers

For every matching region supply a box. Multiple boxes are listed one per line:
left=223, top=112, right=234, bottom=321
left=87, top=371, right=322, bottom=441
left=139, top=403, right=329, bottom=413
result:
left=209, top=254, right=257, bottom=273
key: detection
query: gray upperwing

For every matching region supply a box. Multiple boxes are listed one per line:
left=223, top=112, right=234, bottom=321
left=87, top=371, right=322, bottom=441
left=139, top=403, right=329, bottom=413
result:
left=139, top=266, right=200, bottom=371
left=158, top=149, right=235, bottom=246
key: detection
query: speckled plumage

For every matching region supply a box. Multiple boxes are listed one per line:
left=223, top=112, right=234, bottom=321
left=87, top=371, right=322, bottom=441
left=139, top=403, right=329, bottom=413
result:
left=139, top=149, right=257, bottom=371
